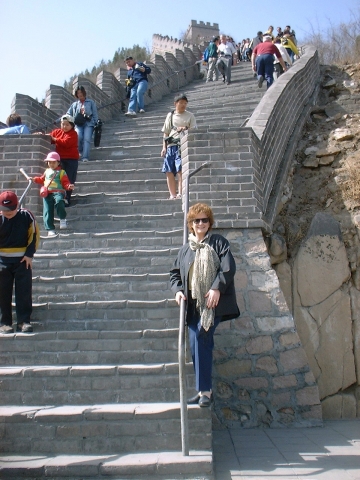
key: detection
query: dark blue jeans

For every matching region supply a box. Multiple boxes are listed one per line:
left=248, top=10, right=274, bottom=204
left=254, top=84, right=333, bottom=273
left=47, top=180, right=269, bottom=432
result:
left=0, top=258, right=32, bottom=326
left=256, top=53, right=275, bottom=88
left=188, top=305, right=221, bottom=392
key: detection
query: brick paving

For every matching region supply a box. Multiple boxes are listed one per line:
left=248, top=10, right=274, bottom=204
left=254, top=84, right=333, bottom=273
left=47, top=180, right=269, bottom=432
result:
left=214, top=419, right=360, bottom=479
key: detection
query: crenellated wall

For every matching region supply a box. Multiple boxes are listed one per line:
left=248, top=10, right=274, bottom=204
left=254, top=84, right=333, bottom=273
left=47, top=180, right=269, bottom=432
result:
left=3, top=47, right=201, bottom=137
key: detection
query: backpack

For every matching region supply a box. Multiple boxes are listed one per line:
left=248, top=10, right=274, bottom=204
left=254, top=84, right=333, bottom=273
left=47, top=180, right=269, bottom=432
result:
left=203, top=47, right=210, bottom=63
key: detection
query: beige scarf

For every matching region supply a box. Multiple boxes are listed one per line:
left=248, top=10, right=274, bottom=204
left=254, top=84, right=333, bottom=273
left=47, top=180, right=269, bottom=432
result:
left=189, top=233, right=220, bottom=331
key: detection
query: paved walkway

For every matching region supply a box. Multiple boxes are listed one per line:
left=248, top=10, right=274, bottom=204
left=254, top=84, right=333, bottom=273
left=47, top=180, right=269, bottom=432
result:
left=213, top=419, right=360, bottom=479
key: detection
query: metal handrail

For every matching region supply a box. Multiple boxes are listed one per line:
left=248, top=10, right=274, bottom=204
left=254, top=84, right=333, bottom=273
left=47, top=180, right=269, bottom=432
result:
left=178, top=161, right=210, bottom=456
left=18, top=168, right=33, bottom=208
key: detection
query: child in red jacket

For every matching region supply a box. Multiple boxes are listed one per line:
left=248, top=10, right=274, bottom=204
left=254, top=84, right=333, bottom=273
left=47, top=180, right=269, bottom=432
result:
left=32, top=152, right=74, bottom=237
left=49, top=114, right=79, bottom=206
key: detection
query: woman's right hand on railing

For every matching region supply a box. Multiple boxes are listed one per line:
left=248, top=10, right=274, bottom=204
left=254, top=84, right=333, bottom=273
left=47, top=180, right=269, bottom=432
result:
left=175, top=291, right=186, bottom=306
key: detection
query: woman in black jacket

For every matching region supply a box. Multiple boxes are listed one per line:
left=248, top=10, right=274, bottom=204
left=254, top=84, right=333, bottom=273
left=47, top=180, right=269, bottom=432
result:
left=170, top=203, right=240, bottom=407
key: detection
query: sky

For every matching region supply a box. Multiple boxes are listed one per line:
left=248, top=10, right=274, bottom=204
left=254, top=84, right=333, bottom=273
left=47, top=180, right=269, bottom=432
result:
left=1, top=0, right=359, bottom=123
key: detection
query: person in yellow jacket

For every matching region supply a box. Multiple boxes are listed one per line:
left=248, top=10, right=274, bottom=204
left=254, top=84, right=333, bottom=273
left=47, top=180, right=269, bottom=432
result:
left=282, top=34, right=298, bottom=62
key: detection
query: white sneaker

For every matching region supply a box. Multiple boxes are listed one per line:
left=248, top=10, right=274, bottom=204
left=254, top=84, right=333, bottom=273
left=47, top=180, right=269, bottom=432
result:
left=48, top=230, right=57, bottom=237
left=139, top=109, right=145, bottom=113
left=59, top=219, right=67, bottom=229
left=125, top=111, right=136, bottom=116
left=82, top=158, right=89, bottom=162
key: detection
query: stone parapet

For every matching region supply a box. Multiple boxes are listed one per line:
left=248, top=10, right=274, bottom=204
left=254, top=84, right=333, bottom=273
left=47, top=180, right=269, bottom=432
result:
left=247, top=45, right=320, bottom=229
left=181, top=128, right=265, bottom=229
left=11, top=94, right=59, bottom=133
left=0, top=135, right=51, bottom=215
left=45, top=85, right=74, bottom=117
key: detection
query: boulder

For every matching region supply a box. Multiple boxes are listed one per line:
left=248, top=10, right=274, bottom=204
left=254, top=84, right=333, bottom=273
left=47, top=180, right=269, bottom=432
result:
left=304, top=146, right=318, bottom=156
left=316, top=147, right=341, bottom=157
left=323, top=79, right=336, bottom=88
left=350, top=287, right=360, bottom=384
left=274, top=261, right=292, bottom=311
left=268, top=233, right=287, bottom=265
left=295, top=213, right=350, bottom=306
left=303, top=157, right=319, bottom=168
left=333, top=128, right=354, bottom=141
left=309, top=289, right=356, bottom=398
left=319, top=155, right=335, bottom=166
left=322, top=393, right=356, bottom=419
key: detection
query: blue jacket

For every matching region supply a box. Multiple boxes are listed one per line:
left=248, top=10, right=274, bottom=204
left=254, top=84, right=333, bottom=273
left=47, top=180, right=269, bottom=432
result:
left=67, top=98, right=98, bottom=127
left=0, top=125, right=30, bottom=135
left=127, top=62, right=151, bottom=85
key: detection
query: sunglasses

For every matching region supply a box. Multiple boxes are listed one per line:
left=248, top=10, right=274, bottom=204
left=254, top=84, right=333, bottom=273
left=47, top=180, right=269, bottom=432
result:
left=193, top=218, right=209, bottom=224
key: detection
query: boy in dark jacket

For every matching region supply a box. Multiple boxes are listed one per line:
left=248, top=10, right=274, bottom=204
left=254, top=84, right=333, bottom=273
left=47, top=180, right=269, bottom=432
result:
left=0, top=191, right=40, bottom=333
left=124, top=56, right=151, bottom=116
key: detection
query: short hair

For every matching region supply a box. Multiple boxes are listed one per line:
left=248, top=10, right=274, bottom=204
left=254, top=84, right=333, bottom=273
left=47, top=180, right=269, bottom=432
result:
left=6, top=113, right=22, bottom=127
left=187, top=203, right=214, bottom=234
left=125, top=56, right=133, bottom=61
left=174, top=93, right=188, bottom=103
left=74, top=86, right=86, bottom=98
left=213, top=36, right=220, bottom=42
left=257, top=31, right=263, bottom=37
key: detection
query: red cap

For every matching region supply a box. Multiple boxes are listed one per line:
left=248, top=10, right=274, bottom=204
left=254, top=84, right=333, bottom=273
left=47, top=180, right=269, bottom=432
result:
left=0, top=191, right=18, bottom=211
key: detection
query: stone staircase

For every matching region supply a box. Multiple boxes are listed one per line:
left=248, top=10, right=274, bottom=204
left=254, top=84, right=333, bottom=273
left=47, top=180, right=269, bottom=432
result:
left=0, top=63, right=263, bottom=479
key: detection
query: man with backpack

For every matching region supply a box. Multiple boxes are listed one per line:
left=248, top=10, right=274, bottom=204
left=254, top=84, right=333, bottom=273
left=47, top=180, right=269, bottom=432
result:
left=160, top=94, right=197, bottom=200
left=205, top=36, right=220, bottom=83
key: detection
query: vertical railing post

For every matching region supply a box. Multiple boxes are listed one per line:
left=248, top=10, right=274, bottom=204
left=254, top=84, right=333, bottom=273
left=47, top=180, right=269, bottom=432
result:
left=178, top=161, right=210, bottom=456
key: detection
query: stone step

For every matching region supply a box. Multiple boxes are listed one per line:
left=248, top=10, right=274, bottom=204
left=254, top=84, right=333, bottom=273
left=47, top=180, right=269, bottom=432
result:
left=0, top=328, right=179, bottom=366
left=30, top=299, right=178, bottom=330
left=76, top=167, right=165, bottom=180
left=55, top=201, right=182, bottom=217
left=0, top=362, right=195, bottom=405
left=33, top=247, right=177, bottom=274
left=32, top=289, right=172, bottom=303
left=72, top=189, right=173, bottom=201
left=31, top=275, right=172, bottom=302
left=40, top=215, right=182, bottom=232
left=37, top=228, right=183, bottom=251
left=0, top=451, right=212, bottom=479
left=0, top=403, right=212, bottom=455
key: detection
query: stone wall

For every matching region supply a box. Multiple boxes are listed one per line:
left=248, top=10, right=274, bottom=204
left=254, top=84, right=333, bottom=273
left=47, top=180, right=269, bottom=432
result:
left=211, top=228, right=321, bottom=427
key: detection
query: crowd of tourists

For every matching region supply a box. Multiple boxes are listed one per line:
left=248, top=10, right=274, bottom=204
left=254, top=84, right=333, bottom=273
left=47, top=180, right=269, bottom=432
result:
left=204, top=24, right=298, bottom=89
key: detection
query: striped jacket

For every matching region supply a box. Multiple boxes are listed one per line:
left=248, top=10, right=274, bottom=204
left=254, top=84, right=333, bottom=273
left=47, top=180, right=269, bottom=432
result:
left=0, top=209, right=40, bottom=260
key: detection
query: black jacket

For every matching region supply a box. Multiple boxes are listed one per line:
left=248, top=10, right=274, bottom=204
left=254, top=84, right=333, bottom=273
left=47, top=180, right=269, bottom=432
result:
left=169, top=233, right=240, bottom=322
